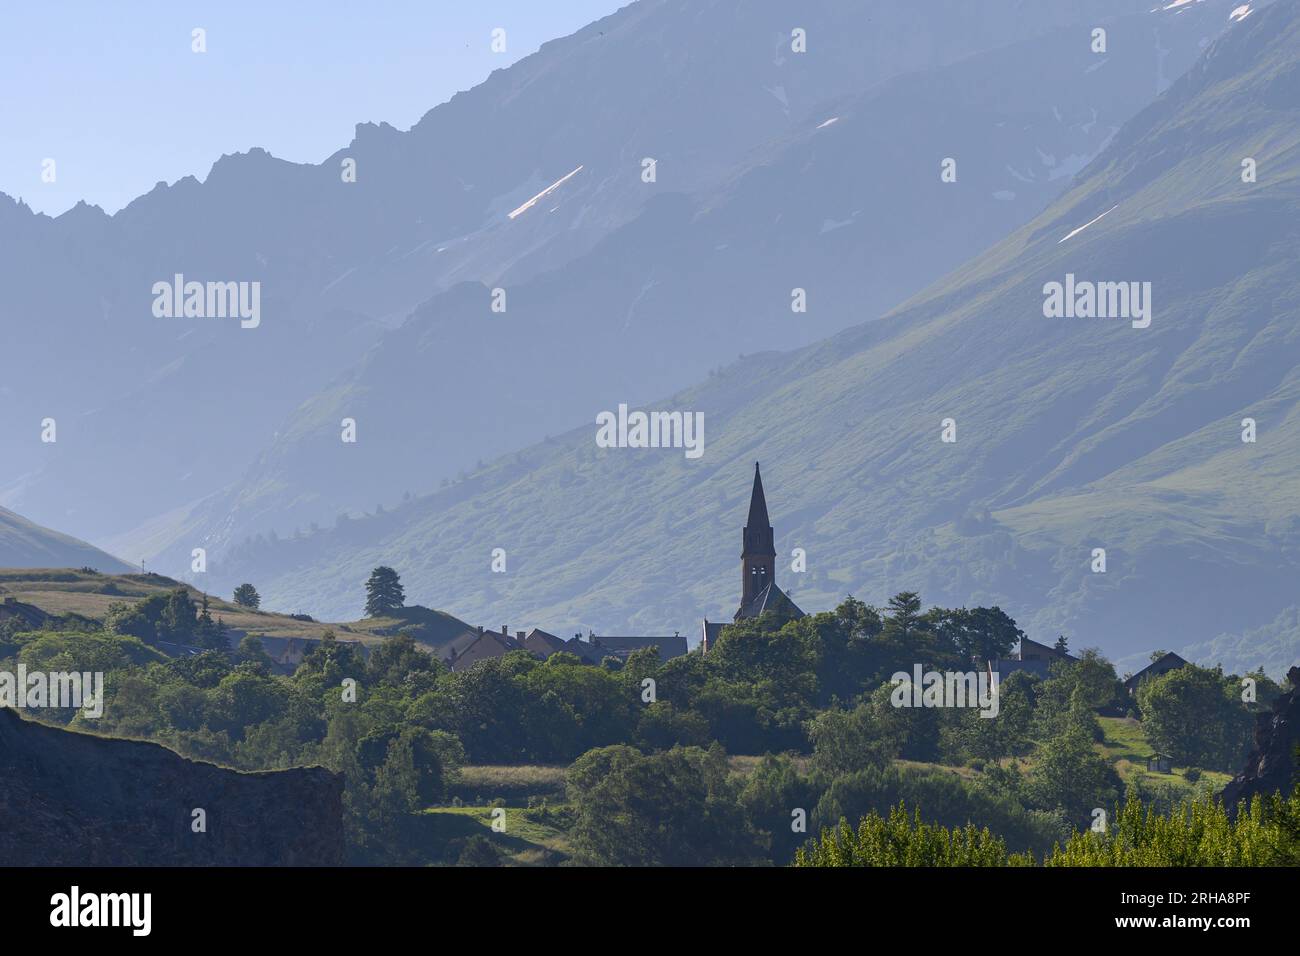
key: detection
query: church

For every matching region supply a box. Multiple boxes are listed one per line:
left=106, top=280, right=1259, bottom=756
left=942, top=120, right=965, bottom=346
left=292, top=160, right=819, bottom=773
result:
left=700, top=462, right=805, bottom=653
left=448, top=461, right=804, bottom=669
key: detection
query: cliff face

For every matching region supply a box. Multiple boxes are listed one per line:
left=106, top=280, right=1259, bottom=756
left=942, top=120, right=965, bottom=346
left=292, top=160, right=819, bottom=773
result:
left=0, top=708, right=343, bottom=865
left=1221, top=666, right=1300, bottom=816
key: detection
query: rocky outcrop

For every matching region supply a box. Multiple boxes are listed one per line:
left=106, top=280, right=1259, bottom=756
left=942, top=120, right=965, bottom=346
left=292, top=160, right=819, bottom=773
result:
left=1221, top=666, right=1300, bottom=816
left=0, top=708, right=343, bottom=865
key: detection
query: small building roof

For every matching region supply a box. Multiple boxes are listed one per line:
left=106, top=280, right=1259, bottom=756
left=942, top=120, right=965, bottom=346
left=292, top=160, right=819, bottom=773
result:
left=588, top=635, right=688, bottom=663
left=735, top=581, right=805, bottom=622
left=701, top=619, right=726, bottom=653
left=1016, top=635, right=1077, bottom=661
left=988, top=658, right=1054, bottom=681
left=520, top=627, right=569, bottom=655
left=446, top=629, right=523, bottom=671
left=1123, top=651, right=1190, bottom=689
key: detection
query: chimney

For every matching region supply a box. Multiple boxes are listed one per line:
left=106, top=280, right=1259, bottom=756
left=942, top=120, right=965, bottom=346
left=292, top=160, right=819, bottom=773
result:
left=477, top=626, right=484, bottom=635
left=502, top=625, right=508, bottom=637
left=516, top=630, right=525, bottom=641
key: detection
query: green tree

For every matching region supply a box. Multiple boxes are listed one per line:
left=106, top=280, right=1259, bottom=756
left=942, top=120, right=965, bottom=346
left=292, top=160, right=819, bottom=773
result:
left=1137, top=663, right=1254, bottom=771
left=806, top=700, right=895, bottom=777
left=796, top=789, right=1300, bottom=867
left=365, top=633, right=442, bottom=689
left=739, top=754, right=825, bottom=864
left=884, top=592, right=923, bottom=637
left=866, top=680, right=944, bottom=761
left=944, top=669, right=1036, bottom=763
left=456, top=835, right=502, bottom=867
left=207, top=670, right=288, bottom=741
left=878, top=592, right=963, bottom=674
left=233, top=583, right=261, bottom=609
left=795, top=804, right=1020, bottom=867
left=364, top=567, right=405, bottom=617
left=368, top=726, right=452, bottom=809
left=193, top=594, right=227, bottom=649
left=159, top=588, right=197, bottom=641
left=235, top=634, right=275, bottom=671
left=567, top=744, right=765, bottom=866
left=635, top=701, right=711, bottom=750
left=1023, top=726, right=1121, bottom=826
left=929, top=606, right=1024, bottom=664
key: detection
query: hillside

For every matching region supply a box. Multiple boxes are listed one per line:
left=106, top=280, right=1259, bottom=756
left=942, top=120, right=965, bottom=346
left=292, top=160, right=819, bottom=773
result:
left=344, top=604, right=484, bottom=656
left=0, top=567, right=475, bottom=652
left=1178, top=605, right=1300, bottom=679
left=220, top=1, right=1300, bottom=665
left=120, top=1, right=1236, bottom=574
left=0, top=506, right=131, bottom=572
left=0, top=1, right=1230, bottom=564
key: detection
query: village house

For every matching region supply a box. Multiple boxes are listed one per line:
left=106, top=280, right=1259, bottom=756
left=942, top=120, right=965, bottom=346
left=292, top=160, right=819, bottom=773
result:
left=1123, top=651, right=1190, bottom=695
left=442, top=625, right=688, bottom=672
left=988, top=635, right=1078, bottom=681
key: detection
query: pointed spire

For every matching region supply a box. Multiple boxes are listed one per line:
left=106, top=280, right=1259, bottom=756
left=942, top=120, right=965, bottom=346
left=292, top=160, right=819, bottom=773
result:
left=742, top=462, right=775, bottom=557
left=746, top=462, right=771, bottom=530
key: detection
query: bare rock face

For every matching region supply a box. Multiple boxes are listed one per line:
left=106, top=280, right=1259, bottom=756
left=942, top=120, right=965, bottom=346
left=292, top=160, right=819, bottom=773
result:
left=0, top=708, right=343, bottom=865
left=1221, top=666, right=1300, bottom=816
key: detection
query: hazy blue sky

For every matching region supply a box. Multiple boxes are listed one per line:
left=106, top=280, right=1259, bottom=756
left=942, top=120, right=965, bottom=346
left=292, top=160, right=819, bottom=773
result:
left=1, top=0, right=627, bottom=216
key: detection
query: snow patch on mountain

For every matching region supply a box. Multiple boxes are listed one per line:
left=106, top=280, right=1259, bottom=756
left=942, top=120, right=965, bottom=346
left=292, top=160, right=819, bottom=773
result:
left=1058, top=204, right=1118, bottom=243
left=507, top=166, right=584, bottom=220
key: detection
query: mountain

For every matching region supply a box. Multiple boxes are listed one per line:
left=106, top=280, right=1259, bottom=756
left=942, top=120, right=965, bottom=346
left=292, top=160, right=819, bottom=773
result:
left=216, top=0, right=1300, bottom=663
left=1175, top=606, right=1300, bottom=680
left=0, top=507, right=131, bottom=572
left=110, top=0, right=1240, bottom=571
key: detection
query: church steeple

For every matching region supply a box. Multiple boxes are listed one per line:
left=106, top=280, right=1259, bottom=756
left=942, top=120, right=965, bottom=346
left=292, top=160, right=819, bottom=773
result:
left=705, top=460, right=806, bottom=644
left=740, top=462, right=776, bottom=610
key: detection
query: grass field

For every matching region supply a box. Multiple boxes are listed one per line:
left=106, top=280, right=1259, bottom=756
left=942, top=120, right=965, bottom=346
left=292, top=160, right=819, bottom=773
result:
left=1097, top=716, right=1232, bottom=792
left=0, top=567, right=475, bottom=649
left=421, top=805, right=574, bottom=865
left=451, top=764, right=568, bottom=804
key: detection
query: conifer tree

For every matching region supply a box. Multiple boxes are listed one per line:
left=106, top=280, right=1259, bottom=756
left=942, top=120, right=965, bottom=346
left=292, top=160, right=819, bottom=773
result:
left=365, top=567, right=405, bottom=617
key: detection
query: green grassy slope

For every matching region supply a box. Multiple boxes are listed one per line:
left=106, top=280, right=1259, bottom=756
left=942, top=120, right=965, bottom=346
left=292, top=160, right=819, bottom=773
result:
left=246, top=3, right=1300, bottom=663
left=0, top=568, right=473, bottom=650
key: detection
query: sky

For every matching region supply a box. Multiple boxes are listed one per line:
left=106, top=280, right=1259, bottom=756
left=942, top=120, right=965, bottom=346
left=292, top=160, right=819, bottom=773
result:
left=0, top=0, right=628, bottom=216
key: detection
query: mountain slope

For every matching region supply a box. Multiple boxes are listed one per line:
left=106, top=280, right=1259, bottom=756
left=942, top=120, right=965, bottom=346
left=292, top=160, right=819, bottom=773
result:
left=222, top=0, right=1300, bottom=661
left=0, top=508, right=131, bottom=572
left=6, top=0, right=1173, bottom=546
left=121, top=0, right=1240, bottom=571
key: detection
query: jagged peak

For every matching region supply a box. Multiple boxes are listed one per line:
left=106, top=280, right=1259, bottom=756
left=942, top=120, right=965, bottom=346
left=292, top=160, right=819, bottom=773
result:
left=349, top=120, right=402, bottom=146
left=53, top=198, right=109, bottom=222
